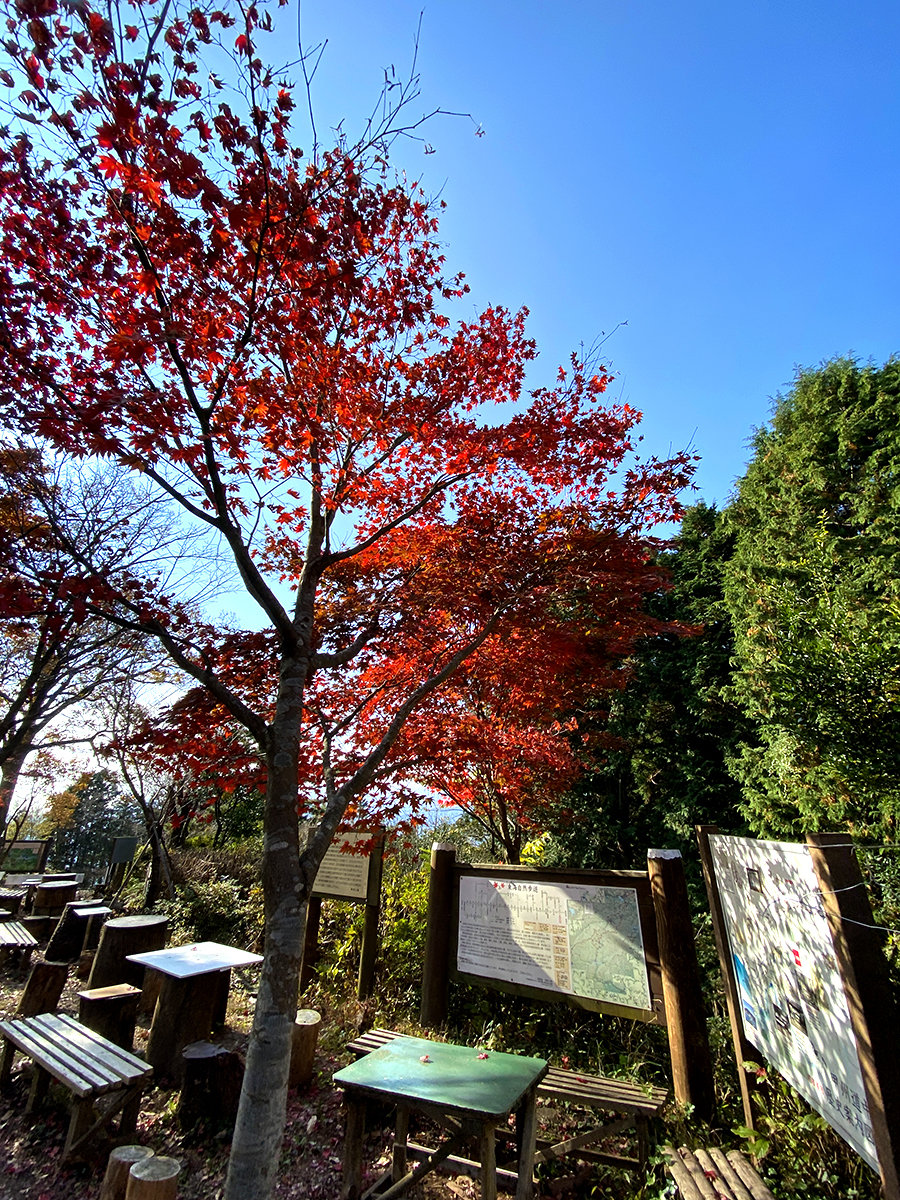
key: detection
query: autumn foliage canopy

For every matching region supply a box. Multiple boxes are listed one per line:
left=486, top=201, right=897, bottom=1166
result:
left=0, top=0, right=693, bottom=1192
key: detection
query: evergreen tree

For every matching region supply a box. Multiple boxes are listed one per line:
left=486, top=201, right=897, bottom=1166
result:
left=548, top=503, right=747, bottom=869
left=724, top=357, right=900, bottom=838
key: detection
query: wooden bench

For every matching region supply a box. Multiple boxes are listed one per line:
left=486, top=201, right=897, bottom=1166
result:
left=0, top=919, right=38, bottom=966
left=0, top=1011, right=152, bottom=1158
left=347, top=1028, right=669, bottom=1172
left=664, top=1145, right=775, bottom=1200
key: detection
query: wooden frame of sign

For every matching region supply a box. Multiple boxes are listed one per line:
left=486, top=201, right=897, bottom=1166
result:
left=449, top=861, right=665, bottom=1023
left=0, top=839, right=52, bottom=874
left=300, top=831, right=384, bottom=1001
left=418, top=844, right=715, bottom=1117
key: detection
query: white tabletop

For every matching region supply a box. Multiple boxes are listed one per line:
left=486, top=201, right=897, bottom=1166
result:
left=126, top=940, right=263, bottom=979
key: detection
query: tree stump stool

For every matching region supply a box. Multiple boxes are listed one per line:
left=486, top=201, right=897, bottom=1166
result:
left=31, top=880, right=78, bottom=916
left=78, top=983, right=142, bottom=1050
left=125, top=1155, right=181, bottom=1200
left=177, top=1041, right=244, bottom=1131
left=289, top=1009, right=321, bottom=1089
left=45, top=899, right=109, bottom=962
left=88, top=915, right=168, bottom=990
left=100, top=1145, right=155, bottom=1200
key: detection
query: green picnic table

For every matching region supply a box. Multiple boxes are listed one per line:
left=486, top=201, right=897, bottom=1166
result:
left=333, top=1035, right=547, bottom=1200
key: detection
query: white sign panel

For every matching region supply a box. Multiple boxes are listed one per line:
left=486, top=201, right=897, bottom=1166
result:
left=709, top=835, right=878, bottom=1172
left=457, top=875, right=651, bottom=1011
left=312, top=832, right=372, bottom=901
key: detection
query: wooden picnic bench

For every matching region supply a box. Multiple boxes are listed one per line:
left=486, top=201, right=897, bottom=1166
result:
left=0, top=1011, right=152, bottom=1158
left=0, top=918, right=38, bottom=966
left=347, top=1028, right=669, bottom=1173
left=664, top=1145, right=776, bottom=1200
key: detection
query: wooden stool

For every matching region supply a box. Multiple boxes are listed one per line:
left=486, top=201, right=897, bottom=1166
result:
left=125, top=1155, right=181, bottom=1199
left=100, top=1145, right=155, bottom=1200
left=289, top=1009, right=321, bottom=1089
left=78, top=983, right=142, bottom=1050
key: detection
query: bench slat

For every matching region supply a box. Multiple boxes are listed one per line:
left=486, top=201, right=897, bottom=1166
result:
left=34, top=1013, right=150, bottom=1082
left=0, top=1014, right=150, bottom=1097
left=0, top=921, right=37, bottom=948
left=0, top=1020, right=113, bottom=1095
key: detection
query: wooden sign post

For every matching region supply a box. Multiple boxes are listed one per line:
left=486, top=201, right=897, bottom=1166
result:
left=648, top=848, right=715, bottom=1119
left=807, top=833, right=900, bottom=1200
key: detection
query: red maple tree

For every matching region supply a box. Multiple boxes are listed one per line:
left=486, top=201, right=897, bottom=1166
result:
left=0, top=1, right=694, bottom=1194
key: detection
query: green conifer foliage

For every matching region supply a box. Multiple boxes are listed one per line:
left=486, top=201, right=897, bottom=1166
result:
left=724, top=357, right=900, bottom=838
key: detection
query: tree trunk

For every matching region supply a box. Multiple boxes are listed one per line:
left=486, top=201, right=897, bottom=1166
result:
left=223, top=664, right=310, bottom=1200
left=0, top=740, right=31, bottom=841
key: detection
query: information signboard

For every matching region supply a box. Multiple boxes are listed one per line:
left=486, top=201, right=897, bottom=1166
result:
left=709, top=834, right=878, bottom=1172
left=456, top=873, right=652, bottom=1014
left=1, top=839, right=51, bottom=873
left=311, top=831, right=375, bottom=902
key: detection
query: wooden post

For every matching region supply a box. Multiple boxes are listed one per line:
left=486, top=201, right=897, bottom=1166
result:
left=648, top=848, right=715, bottom=1119
left=100, top=1146, right=155, bottom=1200
left=289, top=1009, right=321, bottom=1089
left=419, top=842, right=455, bottom=1029
left=125, top=1155, right=181, bottom=1200
left=88, top=915, right=168, bottom=990
left=807, top=833, right=900, bottom=1200
left=357, top=832, right=384, bottom=1001
left=696, top=824, right=762, bottom=1132
left=299, top=895, right=322, bottom=993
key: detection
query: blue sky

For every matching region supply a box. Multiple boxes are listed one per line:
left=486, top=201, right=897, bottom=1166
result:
left=283, top=0, right=900, bottom=508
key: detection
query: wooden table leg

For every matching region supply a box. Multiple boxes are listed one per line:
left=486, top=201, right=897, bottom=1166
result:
left=0, top=1038, right=14, bottom=1087
left=146, top=974, right=219, bottom=1080
left=514, top=1086, right=539, bottom=1200
left=479, top=1121, right=498, bottom=1200
left=341, top=1095, right=365, bottom=1200
left=392, top=1103, right=410, bottom=1181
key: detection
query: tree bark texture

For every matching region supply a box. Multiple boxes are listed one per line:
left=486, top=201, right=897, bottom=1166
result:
left=223, top=661, right=310, bottom=1200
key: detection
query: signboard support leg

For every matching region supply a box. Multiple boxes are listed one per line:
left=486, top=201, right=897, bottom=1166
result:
left=299, top=896, right=322, bottom=994
left=357, top=832, right=385, bottom=1001
left=419, top=843, right=455, bottom=1028
left=648, top=848, right=715, bottom=1120
left=696, top=825, right=761, bottom=1132
left=807, top=833, right=900, bottom=1200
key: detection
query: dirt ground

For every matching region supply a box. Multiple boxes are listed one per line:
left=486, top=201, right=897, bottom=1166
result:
left=0, top=951, right=495, bottom=1200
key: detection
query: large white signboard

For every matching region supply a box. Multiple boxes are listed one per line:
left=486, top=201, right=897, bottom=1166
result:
left=457, top=875, right=651, bottom=1011
left=312, top=832, right=373, bottom=901
left=709, top=835, right=878, bottom=1172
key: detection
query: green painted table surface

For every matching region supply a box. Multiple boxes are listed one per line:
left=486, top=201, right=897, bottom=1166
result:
left=333, top=1036, right=547, bottom=1120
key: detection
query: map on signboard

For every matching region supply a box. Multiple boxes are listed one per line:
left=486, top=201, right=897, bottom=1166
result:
left=457, top=875, right=651, bottom=1011
left=709, top=835, right=878, bottom=1173
left=312, top=831, right=372, bottom=901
